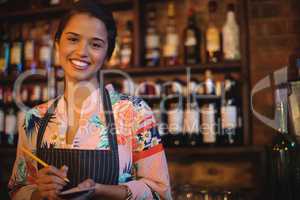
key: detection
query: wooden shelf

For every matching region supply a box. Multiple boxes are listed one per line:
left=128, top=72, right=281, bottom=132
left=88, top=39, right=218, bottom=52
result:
left=105, top=62, right=241, bottom=77
left=165, top=146, right=266, bottom=162
left=0, top=1, right=133, bottom=21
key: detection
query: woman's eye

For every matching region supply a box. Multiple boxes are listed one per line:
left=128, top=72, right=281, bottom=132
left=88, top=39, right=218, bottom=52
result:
left=91, top=42, right=102, bottom=49
left=67, top=37, right=78, bottom=43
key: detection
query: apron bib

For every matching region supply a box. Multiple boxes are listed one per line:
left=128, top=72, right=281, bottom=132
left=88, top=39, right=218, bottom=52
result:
left=36, top=88, right=119, bottom=189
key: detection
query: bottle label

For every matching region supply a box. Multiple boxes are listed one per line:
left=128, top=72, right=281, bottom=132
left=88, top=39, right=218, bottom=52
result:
left=11, top=43, right=22, bottom=65
left=5, top=113, right=17, bottom=135
left=221, top=105, right=237, bottom=129
left=163, top=33, right=179, bottom=57
left=25, top=40, right=34, bottom=61
left=168, top=108, right=183, bottom=134
left=184, top=108, right=200, bottom=134
left=0, top=110, right=4, bottom=132
left=184, top=30, right=197, bottom=46
left=205, top=79, right=214, bottom=94
left=146, top=34, right=160, bottom=49
left=120, top=47, right=132, bottom=65
left=202, top=105, right=216, bottom=143
left=206, top=27, right=220, bottom=54
left=39, top=46, right=51, bottom=63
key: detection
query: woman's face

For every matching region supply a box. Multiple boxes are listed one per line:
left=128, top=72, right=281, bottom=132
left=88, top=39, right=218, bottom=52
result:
left=56, top=13, right=108, bottom=83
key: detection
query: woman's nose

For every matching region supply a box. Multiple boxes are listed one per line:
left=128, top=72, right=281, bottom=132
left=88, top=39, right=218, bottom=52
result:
left=75, top=41, right=88, bottom=57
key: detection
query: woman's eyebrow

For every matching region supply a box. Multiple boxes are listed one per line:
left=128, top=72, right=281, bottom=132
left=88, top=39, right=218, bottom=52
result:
left=92, top=37, right=105, bottom=43
left=65, top=32, right=80, bottom=36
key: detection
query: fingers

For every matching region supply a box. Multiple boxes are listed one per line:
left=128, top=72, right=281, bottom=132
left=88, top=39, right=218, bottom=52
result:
left=36, top=165, right=69, bottom=200
left=41, top=165, right=68, bottom=178
left=37, top=174, right=66, bottom=186
left=78, top=179, right=95, bottom=189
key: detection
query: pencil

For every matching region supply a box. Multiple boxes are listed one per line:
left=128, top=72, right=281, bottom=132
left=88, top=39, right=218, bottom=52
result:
left=21, top=146, right=70, bottom=183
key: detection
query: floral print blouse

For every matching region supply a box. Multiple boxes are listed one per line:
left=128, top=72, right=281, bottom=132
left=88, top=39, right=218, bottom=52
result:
left=8, top=85, right=172, bottom=200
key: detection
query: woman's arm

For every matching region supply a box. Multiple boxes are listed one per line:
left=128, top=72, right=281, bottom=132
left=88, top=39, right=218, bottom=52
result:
left=122, top=99, right=172, bottom=199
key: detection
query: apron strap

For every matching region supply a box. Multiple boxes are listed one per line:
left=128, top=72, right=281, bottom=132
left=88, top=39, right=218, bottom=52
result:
left=102, top=87, right=119, bottom=152
left=37, top=98, right=60, bottom=149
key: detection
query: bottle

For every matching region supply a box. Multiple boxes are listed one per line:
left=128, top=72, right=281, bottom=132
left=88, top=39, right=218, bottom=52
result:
left=205, top=0, right=222, bottom=63
left=220, top=76, right=239, bottom=146
left=120, top=20, right=133, bottom=68
left=222, top=3, right=241, bottom=60
left=163, top=2, right=179, bottom=66
left=201, top=103, right=217, bottom=145
left=184, top=99, right=201, bottom=147
left=204, top=70, right=215, bottom=95
left=24, top=24, right=38, bottom=72
left=145, top=6, right=161, bottom=67
left=39, top=23, right=53, bottom=72
left=0, top=24, right=10, bottom=76
left=167, top=101, right=184, bottom=147
left=270, top=87, right=296, bottom=200
left=4, top=107, right=17, bottom=146
left=10, top=24, right=24, bottom=75
left=183, top=8, right=201, bottom=65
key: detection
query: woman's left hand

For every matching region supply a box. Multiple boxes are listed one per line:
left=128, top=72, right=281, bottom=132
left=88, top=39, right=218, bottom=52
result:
left=72, top=179, right=96, bottom=200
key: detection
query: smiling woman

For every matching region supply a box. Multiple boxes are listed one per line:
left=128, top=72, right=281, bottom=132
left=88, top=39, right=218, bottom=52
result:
left=8, top=0, right=172, bottom=200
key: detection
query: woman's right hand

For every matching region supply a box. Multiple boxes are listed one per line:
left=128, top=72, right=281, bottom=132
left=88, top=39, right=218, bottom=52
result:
left=34, top=165, right=68, bottom=200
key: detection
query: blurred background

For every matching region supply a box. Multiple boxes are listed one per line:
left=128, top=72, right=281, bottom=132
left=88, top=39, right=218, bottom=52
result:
left=1, top=0, right=300, bottom=199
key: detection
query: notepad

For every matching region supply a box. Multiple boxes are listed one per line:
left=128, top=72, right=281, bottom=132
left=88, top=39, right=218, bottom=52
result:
left=59, top=186, right=96, bottom=198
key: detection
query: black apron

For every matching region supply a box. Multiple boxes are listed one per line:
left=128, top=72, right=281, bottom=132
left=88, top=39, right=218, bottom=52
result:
left=36, top=88, right=119, bottom=189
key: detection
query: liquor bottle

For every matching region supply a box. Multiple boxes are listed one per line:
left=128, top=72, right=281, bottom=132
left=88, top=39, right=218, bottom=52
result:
left=0, top=24, right=10, bottom=76
left=184, top=99, right=201, bottom=147
left=167, top=101, right=184, bottom=147
left=270, top=88, right=297, bottom=200
left=201, top=103, right=217, bottom=145
left=163, top=2, right=179, bottom=66
left=183, top=8, right=201, bottom=65
left=10, top=24, right=24, bottom=75
left=4, top=107, right=17, bottom=146
left=204, top=70, right=215, bottom=95
left=145, top=6, right=161, bottom=67
left=222, top=3, right=241, bottom=60
left=220, top=75, right=239, bottom=146
left=39, top=23, right=53, bottom=72
left=120, top=20, right=133, bottom=68
left=205, top=0, right=222, bottom=63
left=24, top=24, right=38, bottom=72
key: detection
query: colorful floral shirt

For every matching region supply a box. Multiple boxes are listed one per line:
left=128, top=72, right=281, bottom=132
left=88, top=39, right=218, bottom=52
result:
left=8, top=85, right=172, bottom=200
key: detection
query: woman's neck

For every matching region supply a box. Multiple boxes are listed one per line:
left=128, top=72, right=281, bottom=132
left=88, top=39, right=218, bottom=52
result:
left=63, top=77, right=99, bottom=112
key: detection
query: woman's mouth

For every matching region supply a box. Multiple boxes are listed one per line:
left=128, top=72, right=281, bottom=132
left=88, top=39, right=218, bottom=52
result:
left=70, top=59, right=91, bottom=70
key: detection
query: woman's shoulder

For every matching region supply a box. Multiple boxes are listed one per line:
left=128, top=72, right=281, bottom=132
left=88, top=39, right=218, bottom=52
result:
left=27, top=98, right=57, bottom=117
left=109, top=89, right=151, bottom=111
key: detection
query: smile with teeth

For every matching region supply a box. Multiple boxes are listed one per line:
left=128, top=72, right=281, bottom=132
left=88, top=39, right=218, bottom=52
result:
left=70, top=59, right=90, bottom=69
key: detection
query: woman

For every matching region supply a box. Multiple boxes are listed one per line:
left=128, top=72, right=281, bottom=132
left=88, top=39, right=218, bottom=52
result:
left=8, top=1, right=172, bottom=199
